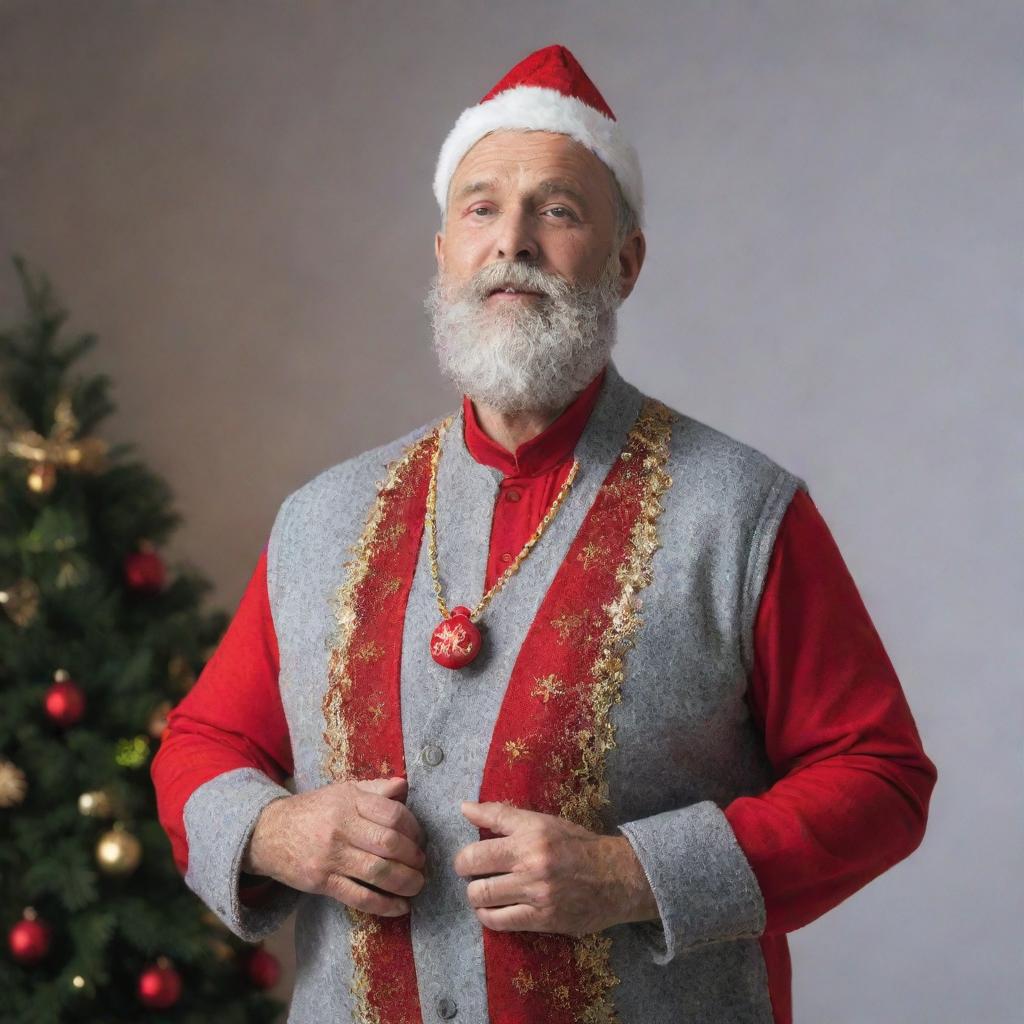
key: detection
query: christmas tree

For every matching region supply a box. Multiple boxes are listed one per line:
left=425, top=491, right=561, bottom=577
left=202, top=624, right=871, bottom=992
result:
left=0, top=255, right=286, bottom=1023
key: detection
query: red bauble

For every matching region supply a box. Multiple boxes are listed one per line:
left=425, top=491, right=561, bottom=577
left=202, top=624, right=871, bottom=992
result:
left=429, top=606, right=482, bottom=669
left=44, top=678, right=85, bottom=727
left=123, top=549, right=166, bottom=593
left=244, top=947, right=281, bottom=990
left=8, top=916, right=52, bottom=965
left=137, top=960, right=182, bottom=1008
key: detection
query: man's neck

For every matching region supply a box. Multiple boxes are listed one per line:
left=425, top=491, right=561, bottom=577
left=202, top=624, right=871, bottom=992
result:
left=471, top=401, right=567, bottom=453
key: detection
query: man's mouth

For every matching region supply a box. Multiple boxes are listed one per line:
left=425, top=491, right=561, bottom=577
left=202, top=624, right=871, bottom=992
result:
left=487, top=287, right=544, bottom=298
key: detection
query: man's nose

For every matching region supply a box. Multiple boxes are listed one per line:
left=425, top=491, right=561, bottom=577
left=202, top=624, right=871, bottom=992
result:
left=494, top=207, right=538, bottom=261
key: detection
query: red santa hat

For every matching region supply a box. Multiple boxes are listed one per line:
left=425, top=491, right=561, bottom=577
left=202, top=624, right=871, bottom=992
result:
left=433, top=44, right=644, bottom=229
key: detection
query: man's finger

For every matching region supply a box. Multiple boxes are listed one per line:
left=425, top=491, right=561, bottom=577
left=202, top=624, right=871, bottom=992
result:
left=460, top=799, right=538, bottom=836
left=323, top=871, right=410, bottom=917
left=465, top=872, right=530, bottom=909
left=334, top=845, right=424, bottom=898
left=356, top=789, right=426, bottom=847
left=452, top=835, right=518, bottom=877
left=352, top=776, right=408, bottom=800
left=475, top=904, right=538, bottom=932
left=347, top=817, right=427, bottom=870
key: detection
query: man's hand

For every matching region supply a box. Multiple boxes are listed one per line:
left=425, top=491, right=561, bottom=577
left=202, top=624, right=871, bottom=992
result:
left=453, top=800, right=660, bottom=935
left=242, top=776, right=426, bottom=917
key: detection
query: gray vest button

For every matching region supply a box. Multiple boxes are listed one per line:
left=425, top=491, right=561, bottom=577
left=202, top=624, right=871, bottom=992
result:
left=436, top=995, right=458, bottom=1019
left=421, top=744, right=445, bottom=767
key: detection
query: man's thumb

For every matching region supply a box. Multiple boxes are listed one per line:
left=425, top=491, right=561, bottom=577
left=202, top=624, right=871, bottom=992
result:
left=352, top=776, right=408, bottom=799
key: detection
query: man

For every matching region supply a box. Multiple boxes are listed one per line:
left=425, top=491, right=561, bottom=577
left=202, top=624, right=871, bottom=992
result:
left=152, top=44, right=937, bottom=1024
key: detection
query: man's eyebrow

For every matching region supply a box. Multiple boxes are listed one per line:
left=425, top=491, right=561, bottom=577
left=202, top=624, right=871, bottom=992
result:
left=452, top=177, right=590, bottom=210
left=536, top=179, right=590, bottom=210
left=453, top=179, right=498, bottom=200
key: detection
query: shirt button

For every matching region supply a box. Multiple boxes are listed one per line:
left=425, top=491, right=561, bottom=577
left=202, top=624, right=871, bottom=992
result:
left=421, top=744, right=444, bottom=767
left=436, top=996, right=458, bottom=1019
left=504, top=488, right=521, bottom=502
left=500, top=552, right=513, bottom=563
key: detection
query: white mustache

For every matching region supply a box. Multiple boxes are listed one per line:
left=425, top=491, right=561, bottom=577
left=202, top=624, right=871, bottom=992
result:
left=462, top=263, right=571, bottom=303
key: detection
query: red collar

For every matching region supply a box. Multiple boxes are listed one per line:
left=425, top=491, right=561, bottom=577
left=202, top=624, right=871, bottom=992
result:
left=462, top=367, right=606, bottom=478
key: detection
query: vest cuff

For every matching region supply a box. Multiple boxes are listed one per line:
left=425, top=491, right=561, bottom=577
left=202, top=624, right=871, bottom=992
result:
left=617, top=800, right=766, bottom=965
left=183, top=766, right=300, bottom=942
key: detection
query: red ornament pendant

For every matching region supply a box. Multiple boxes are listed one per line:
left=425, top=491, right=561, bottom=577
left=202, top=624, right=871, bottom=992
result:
left=429, top=606, right=481, bottom=669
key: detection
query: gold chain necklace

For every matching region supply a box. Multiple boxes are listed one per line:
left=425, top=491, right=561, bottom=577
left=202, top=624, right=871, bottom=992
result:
left=425, top=418, right=580, bottom=669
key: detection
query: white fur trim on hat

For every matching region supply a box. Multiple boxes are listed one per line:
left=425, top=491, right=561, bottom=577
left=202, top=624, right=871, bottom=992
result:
left=433, top=84, right=644, bottom=229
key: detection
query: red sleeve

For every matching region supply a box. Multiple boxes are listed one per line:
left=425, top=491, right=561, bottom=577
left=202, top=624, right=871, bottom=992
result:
left=150, top=546, right=293, bottom=906
left=723, top=489, right=938, bottom=935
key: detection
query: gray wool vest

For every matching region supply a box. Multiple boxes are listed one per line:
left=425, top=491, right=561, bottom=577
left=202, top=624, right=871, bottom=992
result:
left=182, top=360, right=807, bottom=1023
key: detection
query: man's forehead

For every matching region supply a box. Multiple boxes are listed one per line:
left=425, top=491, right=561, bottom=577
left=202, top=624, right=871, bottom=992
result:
left=452, top=176, right=591, bottom=205
left=449, top=132, right=614, bottom=202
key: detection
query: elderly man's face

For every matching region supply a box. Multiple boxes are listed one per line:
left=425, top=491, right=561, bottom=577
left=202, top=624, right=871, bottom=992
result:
left=427, top=130, right=643, bottom=414
left=435, top=129, right=625, bottom=295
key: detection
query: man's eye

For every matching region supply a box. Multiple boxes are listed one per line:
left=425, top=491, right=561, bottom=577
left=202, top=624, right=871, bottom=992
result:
left=545, top=206, right=575, bottom=220
left=470, top=206, right=492, bottom=216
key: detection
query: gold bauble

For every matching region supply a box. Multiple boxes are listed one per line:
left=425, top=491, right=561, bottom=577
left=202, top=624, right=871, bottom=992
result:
left=27, top=461, right=58, bottom=494
left=96, top=823, right=142, bottom=875
left=0, top=759, right=28, bottom=808
left=78, top=790, right=113, bottom=818
left=148, top=701, right=172, bottom=739
left=0, top=578, right=40, bottom=628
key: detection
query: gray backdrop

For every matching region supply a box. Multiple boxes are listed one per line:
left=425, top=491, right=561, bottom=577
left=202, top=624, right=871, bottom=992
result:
left=2, top=2, right=1021, bottom=1021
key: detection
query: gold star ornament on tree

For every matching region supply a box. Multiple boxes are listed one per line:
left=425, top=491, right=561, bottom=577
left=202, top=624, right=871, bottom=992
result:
left=3, top=392, right=109, bottom=494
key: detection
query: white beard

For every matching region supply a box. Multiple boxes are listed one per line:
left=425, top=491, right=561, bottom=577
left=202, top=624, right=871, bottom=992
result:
left=425, top=248, right=623, bottom=414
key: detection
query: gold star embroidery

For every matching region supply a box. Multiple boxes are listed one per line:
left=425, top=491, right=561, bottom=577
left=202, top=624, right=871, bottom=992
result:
left=366, top=701, right=385, bottom=723
left=577, top=539, right=611, bottom=570
left=378, top=759, right=391, bottom=775
left=504, top=738, right=530, bottom=764
left=381, top=522, right=408, bottom=544
left=354, top=640, right=384, bottom=663
left=511, top=968, right=535, bottom=994
left=531, top=674, right=566, bottom=703
left=550, top=609, right=590, bottom=642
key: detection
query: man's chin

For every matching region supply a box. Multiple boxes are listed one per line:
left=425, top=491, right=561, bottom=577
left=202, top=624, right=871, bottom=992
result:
left=478, top=301, right=548, bottom=331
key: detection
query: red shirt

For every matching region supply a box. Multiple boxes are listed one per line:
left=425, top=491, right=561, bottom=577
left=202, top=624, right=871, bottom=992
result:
left=466, top=367, right=607, bottom=590
left=151, top=370, right=937, bottom=1024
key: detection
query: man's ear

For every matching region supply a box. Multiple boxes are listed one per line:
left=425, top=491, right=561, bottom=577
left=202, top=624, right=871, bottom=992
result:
left=618, top=230, right=646, bottom=301
left=435, top=231, right=445, bottom=273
